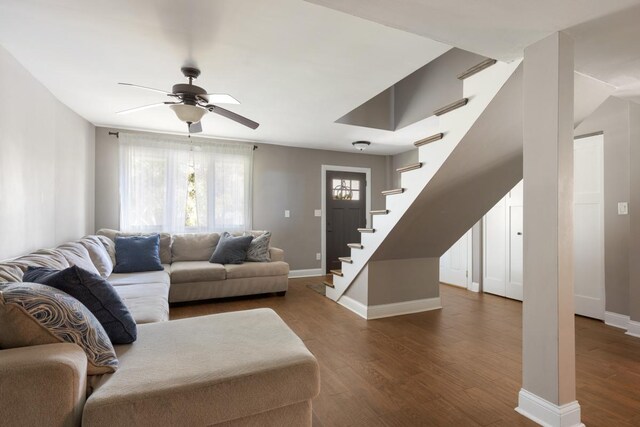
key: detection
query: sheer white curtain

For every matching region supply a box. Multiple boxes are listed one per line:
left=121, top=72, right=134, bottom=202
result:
left=119, top=132, right=253, bottom=233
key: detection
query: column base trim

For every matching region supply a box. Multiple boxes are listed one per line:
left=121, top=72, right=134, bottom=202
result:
left=516, top=389, right=583, bottom=427
left=626, top=319, right=640, bottom=338
left=338, top=295, right=442, bottom=320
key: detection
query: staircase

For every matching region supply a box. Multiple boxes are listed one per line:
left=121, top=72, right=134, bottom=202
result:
left=325, top=58, right=523, bottom=303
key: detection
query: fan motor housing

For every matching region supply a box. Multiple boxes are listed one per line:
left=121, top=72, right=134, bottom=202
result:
left=172, top=83, right=208, bottom=103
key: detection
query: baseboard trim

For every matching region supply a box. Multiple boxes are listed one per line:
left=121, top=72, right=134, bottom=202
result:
left=626, top=319, right=640, bottom=338
left=516, top=389, right=584, bottom=427
left=337, top=295, right=368, bottom=319
left=338, top=295, right=442, bottom=320
left=289, top=268, right=323, bottom=278
left=604, top=311, right=629, bottom=330
left=469, top=281, right=480, bottom=292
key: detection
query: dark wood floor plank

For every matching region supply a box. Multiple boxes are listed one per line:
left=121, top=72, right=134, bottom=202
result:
left=169, top=277, right=639, bottom=426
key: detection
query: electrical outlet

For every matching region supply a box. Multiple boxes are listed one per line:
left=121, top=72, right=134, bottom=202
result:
left=314, top=209, right=321, bottom=217
left=618, top=202, right=628, bottom=215
left=284, top=210, right=290, bottom=218
left=316, top=253, right=321, bottom=261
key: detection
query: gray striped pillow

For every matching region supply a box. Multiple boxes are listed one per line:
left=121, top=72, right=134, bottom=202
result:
left=0, top=282, right=118, bottom=375
left=245, top=231, right=271, bottom=262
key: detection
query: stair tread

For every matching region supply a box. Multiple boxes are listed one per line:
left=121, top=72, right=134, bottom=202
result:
left=358, top=228, right=375, bottom=233
left=338, top=257, right=353, bottom=263
left=396, top=162, right=423, bottom=173
left=382, top=188, right=404, bottom=196
left=370, top=209, right=389, bottom=215
left=330, top=269, right=343, bottom=277
left=457, top=58, right=497, bottom=80
left=415, top=132, right=444, bottom=147
left=348, top=243, right=363, bottom=249
left=323, top=280, right=335, bottom=288
left=434, top=98, right=468, bottom=116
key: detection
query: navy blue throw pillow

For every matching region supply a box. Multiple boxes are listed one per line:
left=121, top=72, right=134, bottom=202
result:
left=209, top=232, right=253, bottom=264
left=24, top=266, right=137, bottom=344
left=113, top=234, right=163, bottom=273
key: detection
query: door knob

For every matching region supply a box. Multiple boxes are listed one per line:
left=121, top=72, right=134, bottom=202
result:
left=517, top=232, right=522, bottom=236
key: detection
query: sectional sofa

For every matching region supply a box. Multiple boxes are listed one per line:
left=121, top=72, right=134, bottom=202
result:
left=0, top=232, right=319, bottom=426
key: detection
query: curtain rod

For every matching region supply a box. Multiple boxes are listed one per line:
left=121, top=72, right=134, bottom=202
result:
left=108, top=131, right=258, bottom=150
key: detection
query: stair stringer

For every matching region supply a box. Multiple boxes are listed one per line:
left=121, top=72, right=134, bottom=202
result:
left=326, top=59, right=522, bottom=302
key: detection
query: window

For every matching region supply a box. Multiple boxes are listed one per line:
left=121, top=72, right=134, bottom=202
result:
left=119, top=133, right=252, bottom=233
left=332, top=179, right=360, bottom=201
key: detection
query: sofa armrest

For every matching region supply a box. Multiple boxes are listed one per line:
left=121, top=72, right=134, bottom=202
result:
left=0, top=343, right=87, bottom=427
left=269, top=247, right=285, bottom=262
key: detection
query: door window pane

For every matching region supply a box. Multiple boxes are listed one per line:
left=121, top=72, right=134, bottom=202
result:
left=332, top=179, right=361, bottom=201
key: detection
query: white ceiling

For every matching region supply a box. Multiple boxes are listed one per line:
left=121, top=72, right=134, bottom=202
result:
left=307, top=0, right=640, bottom=103
left=2, top=1, right=640, bottom=155
left=0, top=0, right=450, bottom=155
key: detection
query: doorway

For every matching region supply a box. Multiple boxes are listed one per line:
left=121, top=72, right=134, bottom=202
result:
left=481, top=134, right=605, bottom=319
left=321, top=166, right=371, bottom=274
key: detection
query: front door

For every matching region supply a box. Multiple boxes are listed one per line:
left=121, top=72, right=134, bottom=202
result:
left=326, top=171, right=367, bottom=273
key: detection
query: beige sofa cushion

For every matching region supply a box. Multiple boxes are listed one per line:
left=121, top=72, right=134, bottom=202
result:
left=170, top=261, right=226, bottom=283
left=97, top=229, right=172, bottom=264
left=78, top=236, right=113, bottom=278
left=171, top=233, right=220, bottom=262
left=83, top=309, right=320, bottom=427
left=225, top=261, right=289, bottom=279
left=56, top=242, right=101, bottom=276
left=96, top=235, right=116, bottom=265
left=107, top=266, right=171, bottom=287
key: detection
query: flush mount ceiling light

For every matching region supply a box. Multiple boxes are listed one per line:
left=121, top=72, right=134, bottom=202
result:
left=352, top=141, right=371, bottom=151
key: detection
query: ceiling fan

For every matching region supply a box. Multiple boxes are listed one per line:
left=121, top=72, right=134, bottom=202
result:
left=117, top=66, right=259, bottom=133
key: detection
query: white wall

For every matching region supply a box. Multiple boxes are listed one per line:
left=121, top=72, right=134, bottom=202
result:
left=0, top=45, right=95, bottom=259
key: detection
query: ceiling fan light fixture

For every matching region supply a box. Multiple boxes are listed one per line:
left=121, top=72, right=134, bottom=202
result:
left=170, top=104, right=207, bottom=123
left=352, top=140, right=371, bottom=151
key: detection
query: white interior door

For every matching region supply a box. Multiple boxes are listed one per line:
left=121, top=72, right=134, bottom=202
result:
left=573, top=134, right=605, bottom=320
left=506, top=181, right=523, bottom=300
left=440, top=230, right=471, bottom=288
left=483, top=196, right=507, bottom=296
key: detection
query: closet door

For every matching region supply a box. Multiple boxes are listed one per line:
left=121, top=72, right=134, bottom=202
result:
left=440, top=230, right=471, bottom=288
left=483, top=196, right=507, bottom=296
left=573, top=134, right=605, bottom=320
left=506, top=182, right=523, bottom=301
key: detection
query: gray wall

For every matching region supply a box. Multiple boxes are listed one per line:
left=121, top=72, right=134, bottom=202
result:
left=575, top=97, right=631, bottom=315
left=94, top=127, right=388, bottom=271
left=0, top=45, right=95, bottom=260
left=390, top=148, right=418, bottom=188
left=628, top=102, right=640, bottom=322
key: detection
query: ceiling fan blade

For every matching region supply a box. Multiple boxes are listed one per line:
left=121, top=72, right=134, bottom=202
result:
left=188, top=121, right=203, bottom=133
left=206, top=94, right=240, bottom=105
left=116, top=102, right=177, bottom=115
left=206, top=105, right=259, bottom=129
left=118, top=82, right=171, bottom=95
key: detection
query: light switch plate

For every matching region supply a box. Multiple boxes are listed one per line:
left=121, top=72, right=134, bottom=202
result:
left=314, top=209, right=321, bottom=217
left=284, top=210, right=290, bottom=218
left=316, top=253, right=321, bottom=260
left=618, top=202, right=628, bottom=215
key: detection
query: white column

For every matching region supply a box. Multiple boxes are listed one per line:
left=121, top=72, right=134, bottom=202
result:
left=517, top=32, right=583, bottom=427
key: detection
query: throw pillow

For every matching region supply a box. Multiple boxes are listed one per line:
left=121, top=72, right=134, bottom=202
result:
left=0, top=282, right=118, bottom=375
left=245, top=231, right=271, bottom=262
left=113, top=234, right=164, bottom=273
left=24, top=266, right=137, bottom=344
left=79, top=236, right=114, bottom=278
left=209, top=232, right=253, bottom=264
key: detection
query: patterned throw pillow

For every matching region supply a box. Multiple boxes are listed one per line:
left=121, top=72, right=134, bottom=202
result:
left=245, top=231, right=272, bottom=262
left=0, top=282, right=118, bottom=375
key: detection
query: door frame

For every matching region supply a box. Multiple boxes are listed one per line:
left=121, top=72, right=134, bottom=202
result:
left=321, top=165, right=372, bottom=274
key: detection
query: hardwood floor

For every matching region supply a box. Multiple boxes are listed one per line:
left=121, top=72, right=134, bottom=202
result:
left=170, top=277, right=640, bottom=426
